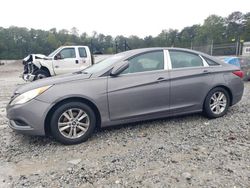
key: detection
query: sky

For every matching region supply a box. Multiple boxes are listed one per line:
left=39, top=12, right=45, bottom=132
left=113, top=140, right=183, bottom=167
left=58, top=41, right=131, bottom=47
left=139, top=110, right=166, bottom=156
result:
left=0, top=0, right=249, bottom=38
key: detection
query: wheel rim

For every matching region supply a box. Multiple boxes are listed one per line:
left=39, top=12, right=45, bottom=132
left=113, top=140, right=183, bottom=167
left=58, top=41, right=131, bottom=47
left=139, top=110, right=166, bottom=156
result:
left=58, top=108, right=90, bottom=139
left=209, top=91, right=227, bottom=115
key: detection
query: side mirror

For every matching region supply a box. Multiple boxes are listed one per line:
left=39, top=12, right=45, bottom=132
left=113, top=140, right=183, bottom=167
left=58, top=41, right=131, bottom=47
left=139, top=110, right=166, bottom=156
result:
left=110, top=61, right=129, bottom=76
left=54, top=54, right=62, bottom=60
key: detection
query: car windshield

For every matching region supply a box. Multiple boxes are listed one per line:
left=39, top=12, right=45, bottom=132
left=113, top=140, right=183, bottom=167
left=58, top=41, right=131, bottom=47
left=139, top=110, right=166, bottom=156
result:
left=83, top=53, right=126, bottom=74
left=48, top=47, right=62, bottom=57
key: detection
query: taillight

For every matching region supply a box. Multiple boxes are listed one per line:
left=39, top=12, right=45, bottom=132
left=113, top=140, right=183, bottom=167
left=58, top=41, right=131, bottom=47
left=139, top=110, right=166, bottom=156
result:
left=233, top=71, right=244, bottom=78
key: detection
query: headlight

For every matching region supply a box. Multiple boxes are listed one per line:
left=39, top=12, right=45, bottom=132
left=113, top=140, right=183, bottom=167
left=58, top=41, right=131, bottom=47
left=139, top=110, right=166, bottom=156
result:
left=10, top=85, right=52, bottom=106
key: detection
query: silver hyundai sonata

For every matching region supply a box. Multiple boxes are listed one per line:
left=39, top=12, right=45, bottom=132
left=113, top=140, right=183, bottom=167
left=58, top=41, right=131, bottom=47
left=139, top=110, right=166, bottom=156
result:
left=7, top=48, right=244, bottom=144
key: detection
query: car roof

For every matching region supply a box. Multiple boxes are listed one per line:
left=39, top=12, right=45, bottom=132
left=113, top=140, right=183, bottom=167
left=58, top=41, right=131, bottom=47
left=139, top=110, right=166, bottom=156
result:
left=93, top=47, right=236, bottom=77
left=59, top=45, right=89, bottom=48
left=121, top=47, right=211, bottom=56
left=119, top=47, right=222, bottom=64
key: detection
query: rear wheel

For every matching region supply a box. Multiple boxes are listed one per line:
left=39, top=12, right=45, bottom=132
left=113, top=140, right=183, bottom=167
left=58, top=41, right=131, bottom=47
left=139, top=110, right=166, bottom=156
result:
left=50, top=102, right=96, bottom=145
left=203, top=87, right=230, bottom=118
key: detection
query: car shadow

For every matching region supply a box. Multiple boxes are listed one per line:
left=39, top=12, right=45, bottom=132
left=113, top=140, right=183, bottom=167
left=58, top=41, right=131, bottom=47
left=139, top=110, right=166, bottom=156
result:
left=15, top=112, right=206, bottom=146
left=98, top=113, right=205, bottom=132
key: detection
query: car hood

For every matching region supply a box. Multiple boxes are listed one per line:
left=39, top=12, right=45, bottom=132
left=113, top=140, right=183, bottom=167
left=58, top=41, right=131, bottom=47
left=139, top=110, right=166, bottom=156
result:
left=15, top=73, right=91, bottom=94
left=23, top=54, right=52, bottom=65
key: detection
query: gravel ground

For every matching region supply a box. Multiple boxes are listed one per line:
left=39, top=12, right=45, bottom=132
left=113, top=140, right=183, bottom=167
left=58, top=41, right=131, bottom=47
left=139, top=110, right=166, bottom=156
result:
left=0, top=62, right=249, bottom=187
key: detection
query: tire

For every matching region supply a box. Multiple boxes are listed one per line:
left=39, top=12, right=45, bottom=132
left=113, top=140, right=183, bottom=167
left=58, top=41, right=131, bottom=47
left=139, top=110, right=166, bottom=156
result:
left=50, top=102, right=96, bottom=145
left=34, top=70, right=49, bottom=80
left=203, top=87, right=230, bottom=119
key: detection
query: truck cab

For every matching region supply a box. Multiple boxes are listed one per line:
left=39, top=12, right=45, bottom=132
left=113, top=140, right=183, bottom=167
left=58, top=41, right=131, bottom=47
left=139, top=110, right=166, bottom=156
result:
left=48, top=46, right=92, bottom=75
left=23, top=45, right=93, bottom=81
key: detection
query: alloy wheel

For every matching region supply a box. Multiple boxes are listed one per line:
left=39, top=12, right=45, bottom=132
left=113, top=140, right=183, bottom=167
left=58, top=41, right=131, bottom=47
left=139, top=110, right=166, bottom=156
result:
left=58, top=108, right=90, bottom=139
left=209, top=91, right=227, bottom=115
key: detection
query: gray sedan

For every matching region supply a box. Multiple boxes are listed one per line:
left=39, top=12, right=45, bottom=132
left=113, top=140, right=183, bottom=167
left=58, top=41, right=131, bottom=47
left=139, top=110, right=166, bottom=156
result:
left=7, top=48, right=244, bottom=144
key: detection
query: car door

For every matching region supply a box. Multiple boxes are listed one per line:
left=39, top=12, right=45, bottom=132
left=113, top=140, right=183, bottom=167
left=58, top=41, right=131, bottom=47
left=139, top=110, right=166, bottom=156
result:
left=167, top=49, right=214, bottom=114
left=53, top=47, right=80, bottom=75
left=107, top=50, right=170, bottom=121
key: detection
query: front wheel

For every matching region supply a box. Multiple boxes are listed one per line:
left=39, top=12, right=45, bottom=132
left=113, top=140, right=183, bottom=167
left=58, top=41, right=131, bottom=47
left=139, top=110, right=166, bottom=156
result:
left=50, top=102, right=96, bottom=145
left=34, top=70, right=49, bottom=80
left=203, top=87, right=230, bottom=119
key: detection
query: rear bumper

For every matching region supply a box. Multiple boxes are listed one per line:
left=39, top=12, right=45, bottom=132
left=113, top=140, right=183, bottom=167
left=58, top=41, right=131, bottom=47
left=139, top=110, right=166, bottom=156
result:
left=6, top=99, right=52, bottom=136
left=244, top=71, right=250, bottom=81
left=231, top=89, right=244, bottom=105
left=223, top=72, right=244, bottom=106
left=230, top=79, right=244, bottom=106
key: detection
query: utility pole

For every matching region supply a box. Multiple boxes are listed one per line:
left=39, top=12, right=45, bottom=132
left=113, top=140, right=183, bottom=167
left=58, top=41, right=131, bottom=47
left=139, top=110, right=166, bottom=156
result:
left=190, top=34, right=194, bottom=50
left=235, top=36, right=242, bottom=56
left=236, top=39, right=239, bottom=56
left=124, top=40, right=127, bottom=51
left=90, top=39, right=93, bottom=53
left=115, top=40, right=118, bottom=54
left=238, top=39, right=244, bottom=56
left=210, top=39, right=214, bottom=56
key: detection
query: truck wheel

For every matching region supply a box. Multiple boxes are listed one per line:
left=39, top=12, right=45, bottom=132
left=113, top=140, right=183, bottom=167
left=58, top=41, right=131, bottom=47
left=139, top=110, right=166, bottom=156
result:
left=34, top=70, right=49, bottom=80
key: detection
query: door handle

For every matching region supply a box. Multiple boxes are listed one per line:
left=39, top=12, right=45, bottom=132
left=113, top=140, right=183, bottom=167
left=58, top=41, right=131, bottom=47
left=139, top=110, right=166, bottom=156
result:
left=157, top=77, right=165, bottom=81
left=55, top=65, right=59, bottom=68
left=75, top=60, right=79, bottom=64
left=203, top=70, right=209, bottom=74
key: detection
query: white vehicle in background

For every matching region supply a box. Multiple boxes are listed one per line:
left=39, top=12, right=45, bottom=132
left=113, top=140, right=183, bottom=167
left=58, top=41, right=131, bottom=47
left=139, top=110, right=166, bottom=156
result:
left=23, top=46, right=95, bottom=81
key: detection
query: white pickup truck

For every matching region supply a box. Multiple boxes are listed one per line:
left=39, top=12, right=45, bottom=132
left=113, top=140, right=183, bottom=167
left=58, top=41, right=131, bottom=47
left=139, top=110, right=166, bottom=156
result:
left=23, top=46, right=95, bottom=81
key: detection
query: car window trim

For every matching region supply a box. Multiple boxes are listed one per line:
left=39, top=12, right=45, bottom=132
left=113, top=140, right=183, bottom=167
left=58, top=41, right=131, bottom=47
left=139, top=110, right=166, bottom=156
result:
left=202, top=56, right=222, bottom=67
left=199, top=55, right=209, bottom=67
left=168, top=66, right=209, bottom=72
left=110, top=68, right=168, bottom=77
left=165, top=50, right=172, bottom=70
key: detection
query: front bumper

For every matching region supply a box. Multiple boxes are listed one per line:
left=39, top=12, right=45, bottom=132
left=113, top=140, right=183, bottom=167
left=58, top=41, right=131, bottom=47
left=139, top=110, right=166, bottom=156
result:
left=6, top=99, right=52, bottom=136
left=23, top=73, right=35, bottom=82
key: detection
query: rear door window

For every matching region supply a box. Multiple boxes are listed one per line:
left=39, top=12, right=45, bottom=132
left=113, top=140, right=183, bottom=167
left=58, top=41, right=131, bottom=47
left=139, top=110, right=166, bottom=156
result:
left=169, top=50, right=204, bottom=69
left=203, top=57, right=220, bottom=66
left=78, top=47, right=87, bottom=58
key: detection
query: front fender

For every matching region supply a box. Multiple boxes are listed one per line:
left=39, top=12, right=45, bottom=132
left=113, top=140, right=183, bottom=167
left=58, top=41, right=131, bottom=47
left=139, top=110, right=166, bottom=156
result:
left=38, top=60, right=55, bottom=76
left=36, top=77, right=109, bottom=125
left=32, top=61, right=42, bottom=69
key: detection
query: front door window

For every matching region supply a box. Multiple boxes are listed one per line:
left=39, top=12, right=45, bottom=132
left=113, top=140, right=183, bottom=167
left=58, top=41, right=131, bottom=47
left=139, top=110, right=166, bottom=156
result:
left=122, top=51, right=164, bottom=74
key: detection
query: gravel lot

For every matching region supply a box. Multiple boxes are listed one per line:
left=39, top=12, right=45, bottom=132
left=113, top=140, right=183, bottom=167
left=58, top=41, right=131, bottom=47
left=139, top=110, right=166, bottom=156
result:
left=0, top=62, right=249, bottom=187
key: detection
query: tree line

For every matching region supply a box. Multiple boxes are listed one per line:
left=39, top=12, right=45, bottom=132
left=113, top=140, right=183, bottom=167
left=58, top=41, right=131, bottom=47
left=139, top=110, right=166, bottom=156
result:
left=0, top=11, right=250, bottom=59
